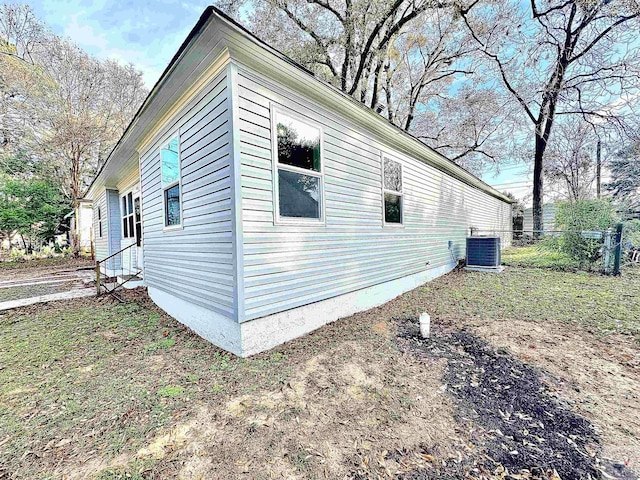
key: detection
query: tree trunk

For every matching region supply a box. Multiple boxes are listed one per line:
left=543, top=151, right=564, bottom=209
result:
left=532, top=134, right=545, bottom=237
left=71, top=199, right=80, bottom=257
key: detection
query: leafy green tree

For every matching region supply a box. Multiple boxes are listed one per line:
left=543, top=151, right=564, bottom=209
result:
left=0, top=176, right=70, bottom=251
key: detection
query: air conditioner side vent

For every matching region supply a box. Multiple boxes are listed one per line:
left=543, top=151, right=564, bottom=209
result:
left=466, top=236, right=501, bottom=267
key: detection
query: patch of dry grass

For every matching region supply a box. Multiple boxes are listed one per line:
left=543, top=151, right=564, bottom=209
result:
left=0, top=291, right=461, bottom=479
left=1, top=266, right=638, bottom=478
left=0, top=256, right=93, bottom=282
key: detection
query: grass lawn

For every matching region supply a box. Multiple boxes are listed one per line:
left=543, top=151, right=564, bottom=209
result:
left=502, top=244, right=581, bottom=270
left=430, top=264, right=640, bottom=337
left=1, top=267, right=639, bottom=479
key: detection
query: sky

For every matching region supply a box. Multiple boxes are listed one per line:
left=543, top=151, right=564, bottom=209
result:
left=28, top=0, right=208, bottom=88
left=23, top=0, right=538, bottom=203
left=481, top=163, right=533, bottom=204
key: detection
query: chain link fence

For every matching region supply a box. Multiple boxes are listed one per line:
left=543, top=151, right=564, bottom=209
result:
left=472, top=225, right=630, bottom=274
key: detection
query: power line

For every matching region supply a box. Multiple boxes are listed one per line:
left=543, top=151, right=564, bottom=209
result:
left=490, top=180, right=533, bottom=187
left=495, top=164, right=531, bottom=172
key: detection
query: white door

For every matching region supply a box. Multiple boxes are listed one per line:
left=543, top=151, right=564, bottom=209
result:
left=134, top=196, right=143, bottom=270
left=121, top=191, right=141, bottom=274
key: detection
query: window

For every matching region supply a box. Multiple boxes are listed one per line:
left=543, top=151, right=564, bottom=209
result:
left=122, top=192, right=135, bottom=238
left=161, top=136, right=181, bottom=227
left=273, top=111, right=323, bottom=221
left=97, top=207, right=102, bottom=238
left=383, top=157, right=403, bottom=224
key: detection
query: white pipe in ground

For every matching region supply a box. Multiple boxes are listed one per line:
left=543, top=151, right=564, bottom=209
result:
left=419, top=312, right=431, bottom=338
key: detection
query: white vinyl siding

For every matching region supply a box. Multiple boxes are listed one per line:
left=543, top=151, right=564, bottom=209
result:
left=93, top=191, right=108, bottom=260
left=235, top=67, right=511, bottom=321
left=139, top=68, right=234, bottom=318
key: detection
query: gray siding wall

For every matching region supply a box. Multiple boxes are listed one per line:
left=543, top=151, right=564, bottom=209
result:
left=93, top=189, right=121, bottom=269
left=93, top=191, right=108, bottom=260
left=106, top=189, right=122, bottom=261
left=235, top=68, right=512, bottom=321
left=139, top=68, right=235, bottom=318
left=523, top=204, right=556, bottom=233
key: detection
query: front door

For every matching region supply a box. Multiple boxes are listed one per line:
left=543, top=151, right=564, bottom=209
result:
left=121, top=190, right=142, bottom=273
left=134, top=196, right=143, bottom=270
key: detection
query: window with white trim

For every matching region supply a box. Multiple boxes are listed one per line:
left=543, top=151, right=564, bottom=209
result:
left=122, top=192, right=135, bottom=238
left=383, top=157, right=403, bottom=224
left=161, top=136, right=181, bottom=227
left=97, top=207, right=103, bottom=238
left=274, top=111, right=323, bottom=221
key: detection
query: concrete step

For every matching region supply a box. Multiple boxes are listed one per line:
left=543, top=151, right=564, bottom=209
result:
left=116, top=275, right=144, bottom=289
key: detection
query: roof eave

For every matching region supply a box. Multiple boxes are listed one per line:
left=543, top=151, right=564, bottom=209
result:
left=87, top=6, right=512, bottom=205
left=86, top=6, right=215, bottom=199
left=212, top=7, right=511, bottom=204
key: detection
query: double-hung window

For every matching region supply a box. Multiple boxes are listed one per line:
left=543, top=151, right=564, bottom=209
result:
left=161, top=136, right=181, bottom=228
left=273, top=111, right=323, bottom=222
left=382, top=157, right=403, bottom=225
left=122, top=192, right=135, bottom=238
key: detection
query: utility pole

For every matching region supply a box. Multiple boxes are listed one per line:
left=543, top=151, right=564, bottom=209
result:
left=596, top=140, right=601, bottom=199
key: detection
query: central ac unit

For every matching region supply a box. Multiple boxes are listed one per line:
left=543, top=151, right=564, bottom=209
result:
left=466, top=236, right=501, bottom=268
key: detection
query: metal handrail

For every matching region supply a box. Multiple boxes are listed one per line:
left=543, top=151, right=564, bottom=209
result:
left=98, top=242, right=137, bottom=264
left=95, top=242, right=142, bottom=296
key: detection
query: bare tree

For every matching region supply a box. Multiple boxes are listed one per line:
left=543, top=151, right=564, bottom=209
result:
left=376, top=10, right=474, bottom=130
left=1, top=4, right=147, bottom=253
left=544, top=119, right=597, bottom=201
left=217, top=0, right=511, bottom=170
left=0, top=4, right=46, bottom=152
left=239, top=0, right=467, bottom=99
left=412, top=84, right=515, bottom=173
left=0, top=4, right=44, bottom=62
left=460, top=0, right=640, bottom=233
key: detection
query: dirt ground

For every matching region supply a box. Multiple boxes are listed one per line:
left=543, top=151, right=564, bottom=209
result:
left=0, top=257, right=94, bottom=282
left=1, top=266, right=638, bottom=479
left=470, top=318, right=640, bottom=469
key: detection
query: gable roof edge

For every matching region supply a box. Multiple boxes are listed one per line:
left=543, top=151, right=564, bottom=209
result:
left=87, top=6, right=513, bottom=205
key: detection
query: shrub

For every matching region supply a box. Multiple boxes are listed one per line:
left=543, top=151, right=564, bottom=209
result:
left=623, top=219, right=640, bottom=249
left=39, top=246, right=55, bottom=258
left=553, top=200, right=619, bottom=266
left=10, top=249, right=26, bottom=262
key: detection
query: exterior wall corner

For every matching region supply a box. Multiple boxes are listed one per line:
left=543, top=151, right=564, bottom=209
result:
left=227, top=62, right=246, bottom=323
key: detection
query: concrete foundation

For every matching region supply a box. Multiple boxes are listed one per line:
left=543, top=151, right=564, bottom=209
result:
left=148, top=286, right=243, bottom=355
left=463, top=265, right=506, bottom=273
left=148, top=262, right=457, bottom=357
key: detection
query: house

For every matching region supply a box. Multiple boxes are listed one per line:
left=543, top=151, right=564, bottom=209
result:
left=523, top=204, right=557, bottom=234
left=85, top=7, right=513, bottom=357
left=64, top=200, right=93, bottom=252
